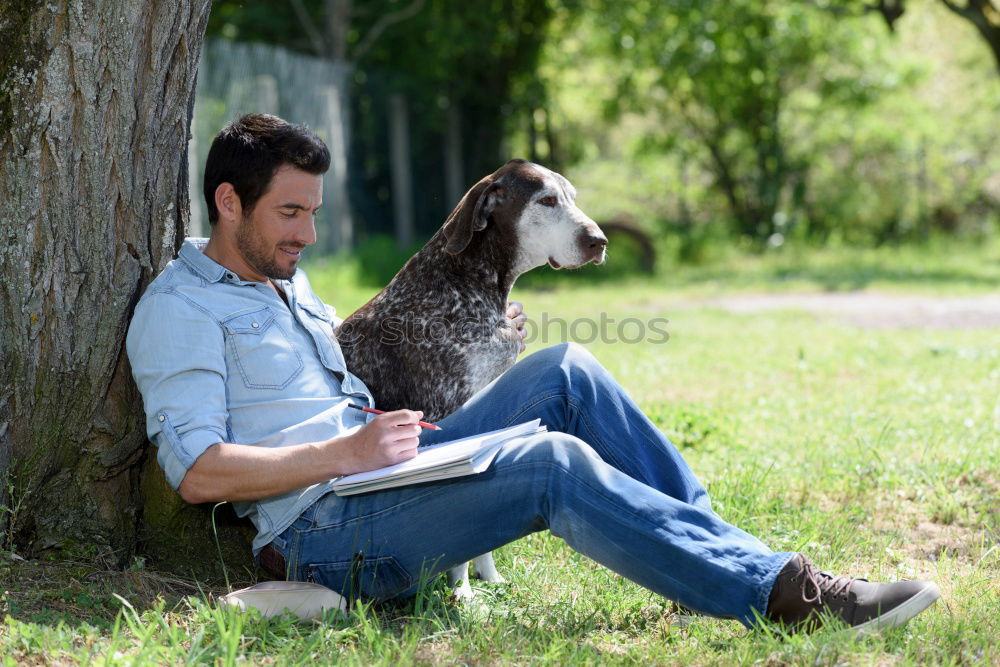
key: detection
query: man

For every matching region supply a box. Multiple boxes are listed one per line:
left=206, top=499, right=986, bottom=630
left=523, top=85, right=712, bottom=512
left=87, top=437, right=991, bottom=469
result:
left=127, top=114, right=940, bottom=632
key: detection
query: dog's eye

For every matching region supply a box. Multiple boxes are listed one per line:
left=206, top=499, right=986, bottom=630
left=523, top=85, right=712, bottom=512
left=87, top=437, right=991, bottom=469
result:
left=538, top=197, right=558, bottom=207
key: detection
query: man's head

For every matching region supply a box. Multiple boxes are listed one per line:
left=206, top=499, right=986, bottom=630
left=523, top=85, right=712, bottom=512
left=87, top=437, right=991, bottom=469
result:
left=203, top=114, right=330, bottom=282
left=203, top=114, right=330, bottom=225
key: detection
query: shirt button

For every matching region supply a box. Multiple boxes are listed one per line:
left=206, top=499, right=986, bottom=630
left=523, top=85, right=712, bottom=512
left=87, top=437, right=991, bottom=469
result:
left=251, top=322, right=259, bottom=328
left=158, top=414, right=165, bottom=422
left=226, top=273, right=234, bottom=279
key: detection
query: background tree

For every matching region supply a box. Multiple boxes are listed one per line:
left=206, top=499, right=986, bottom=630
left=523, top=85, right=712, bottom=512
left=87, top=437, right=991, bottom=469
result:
left=530, top=0, right=998, bottom=251
left=206, top=0, right=429, bottom=253
left=828, top=0, right=1000, bottom=74
left=0, top=1, right=211, bottom=565
left=207, top=0, right=558, bottom=248
left=575, top=0, right=894, bottom=244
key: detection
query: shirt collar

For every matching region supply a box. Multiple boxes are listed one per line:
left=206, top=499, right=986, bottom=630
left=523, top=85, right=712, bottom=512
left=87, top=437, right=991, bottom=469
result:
left=177, top=237, right=298, bottom=288
left=178, top=238, right=228, bottom=283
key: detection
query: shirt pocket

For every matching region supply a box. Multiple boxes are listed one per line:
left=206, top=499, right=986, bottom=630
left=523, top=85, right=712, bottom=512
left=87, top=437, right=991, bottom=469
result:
left=299, top=299, right=334, bottom=334
left=222, top=306, right=304, bottom=389
left=298, top=299, right=350, bottom=374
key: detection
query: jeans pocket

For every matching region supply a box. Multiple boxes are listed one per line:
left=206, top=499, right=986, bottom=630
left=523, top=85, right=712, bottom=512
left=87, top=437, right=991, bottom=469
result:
left=304, top=555, right=412, bottom=602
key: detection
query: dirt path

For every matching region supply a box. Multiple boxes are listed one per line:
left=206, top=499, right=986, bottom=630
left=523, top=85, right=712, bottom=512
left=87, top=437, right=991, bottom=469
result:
left=696, top=292, right=1000, bottom=329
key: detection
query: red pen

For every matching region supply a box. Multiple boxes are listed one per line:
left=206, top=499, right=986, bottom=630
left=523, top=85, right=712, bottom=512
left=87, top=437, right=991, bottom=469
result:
left=348, top=403, right=442, bottom=430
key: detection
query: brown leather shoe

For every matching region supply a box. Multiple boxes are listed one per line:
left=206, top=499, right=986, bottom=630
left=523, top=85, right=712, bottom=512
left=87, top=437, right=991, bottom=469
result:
left=767, top=554, right=940, bottom=634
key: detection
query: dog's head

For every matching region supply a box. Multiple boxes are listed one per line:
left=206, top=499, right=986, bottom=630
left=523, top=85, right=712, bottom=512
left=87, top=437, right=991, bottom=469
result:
left=442, top=159, right=607, bottom=274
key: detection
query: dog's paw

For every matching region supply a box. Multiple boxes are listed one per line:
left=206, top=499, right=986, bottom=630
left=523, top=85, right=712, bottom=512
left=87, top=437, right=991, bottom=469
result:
left=471, top=553, right=504, bottom=583
left=473, top=569, right=506, bottom=584
left=452, top=578, right=476, bottom=603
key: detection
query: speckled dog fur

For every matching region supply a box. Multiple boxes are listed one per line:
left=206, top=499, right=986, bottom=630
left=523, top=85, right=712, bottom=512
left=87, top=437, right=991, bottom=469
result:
left=336, top=159, right=607, bottom=597
left=336, top=159, right=606, bottom=422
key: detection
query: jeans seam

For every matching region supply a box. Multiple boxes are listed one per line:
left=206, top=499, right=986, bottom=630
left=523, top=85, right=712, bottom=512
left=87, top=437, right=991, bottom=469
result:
left=496, top=390, right=569, bottom=429
left=504, top=456, right=702, bottom=607
left=505, top=388, right=645, bottom=479
left=496, top=388, right=629, bottom=473
left=558, top=464, right=771, bottom=624
left=289, top=526, right=302, bottom=580
left=499, top=457, right=696, bottom=566
left=567, top=394, right=632, bottom=473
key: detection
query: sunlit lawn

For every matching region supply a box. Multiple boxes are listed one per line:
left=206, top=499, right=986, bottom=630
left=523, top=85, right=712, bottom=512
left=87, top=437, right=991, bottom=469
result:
left=2, top=241, right=998, bottom=664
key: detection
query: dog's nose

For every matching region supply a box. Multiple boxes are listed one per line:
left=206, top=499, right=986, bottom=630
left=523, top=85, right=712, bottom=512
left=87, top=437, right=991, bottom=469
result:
left=581, top=232, right=608, bottom=265
left=585, top=234, right=608, bottom=249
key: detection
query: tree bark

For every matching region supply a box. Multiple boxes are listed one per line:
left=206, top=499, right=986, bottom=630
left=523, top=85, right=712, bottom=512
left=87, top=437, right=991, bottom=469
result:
left=938, top=0, right=1000, bottom=74
left=0, top=0, right=211, bottom=564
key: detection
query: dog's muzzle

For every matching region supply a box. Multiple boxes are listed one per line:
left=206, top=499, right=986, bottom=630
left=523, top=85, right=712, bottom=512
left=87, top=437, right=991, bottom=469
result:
left=582, top=232, right=608, bottom=265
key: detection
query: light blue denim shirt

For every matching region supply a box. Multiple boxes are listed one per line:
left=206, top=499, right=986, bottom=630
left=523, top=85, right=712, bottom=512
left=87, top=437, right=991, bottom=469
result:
left=126, top=238, right=374, bottom=553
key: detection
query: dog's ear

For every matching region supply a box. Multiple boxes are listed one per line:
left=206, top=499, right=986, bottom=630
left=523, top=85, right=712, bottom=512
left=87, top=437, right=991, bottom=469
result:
left=443, top=178, right=506, bottom=255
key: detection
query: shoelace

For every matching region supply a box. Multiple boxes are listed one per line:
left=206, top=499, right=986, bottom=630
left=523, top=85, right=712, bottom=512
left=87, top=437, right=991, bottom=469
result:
left=799, top=558, right=857, bottom=604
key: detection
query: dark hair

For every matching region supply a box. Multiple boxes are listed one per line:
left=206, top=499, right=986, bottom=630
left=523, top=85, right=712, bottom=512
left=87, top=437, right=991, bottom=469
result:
left=203, top=114, right=331, bottom=224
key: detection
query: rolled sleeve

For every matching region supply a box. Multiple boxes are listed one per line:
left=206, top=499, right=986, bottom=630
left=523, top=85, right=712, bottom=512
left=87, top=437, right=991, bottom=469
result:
left=127, top=290, right=229, bottom=491
left=154, top=426, right=225, bottom=490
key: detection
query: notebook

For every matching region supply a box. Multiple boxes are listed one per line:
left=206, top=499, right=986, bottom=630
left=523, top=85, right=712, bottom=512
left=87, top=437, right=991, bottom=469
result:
left=331, top=419, right=546, bottom=496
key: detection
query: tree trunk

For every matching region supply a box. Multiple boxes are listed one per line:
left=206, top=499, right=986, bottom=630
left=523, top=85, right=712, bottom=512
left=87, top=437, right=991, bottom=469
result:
left=443, top=101, right=465, bottom=207
left=938, top=0, right=1000, bottom=74
left=0, top=0, right=211, bottom=565
left=322, top=61, right=355, bottom=254
left=388, top=93, right=415, bottom=248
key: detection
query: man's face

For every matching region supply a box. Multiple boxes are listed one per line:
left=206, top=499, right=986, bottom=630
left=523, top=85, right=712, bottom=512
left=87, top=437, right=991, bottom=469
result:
left=235, top=165, right=323, bottom=281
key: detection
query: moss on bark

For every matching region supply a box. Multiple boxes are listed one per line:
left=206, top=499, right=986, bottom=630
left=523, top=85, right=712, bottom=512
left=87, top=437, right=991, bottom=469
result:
left=0, top=0, right=44, bottom=137
left=139, top=454, right=259, bottom=583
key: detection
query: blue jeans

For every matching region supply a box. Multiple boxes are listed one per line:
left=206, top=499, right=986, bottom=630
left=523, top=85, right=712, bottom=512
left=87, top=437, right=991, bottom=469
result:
left=271, top=343, right=793, bottom=626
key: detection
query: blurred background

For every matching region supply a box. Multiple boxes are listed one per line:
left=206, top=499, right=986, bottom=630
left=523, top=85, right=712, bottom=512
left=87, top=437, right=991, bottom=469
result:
left=189, top=0, right=1000, bottom=285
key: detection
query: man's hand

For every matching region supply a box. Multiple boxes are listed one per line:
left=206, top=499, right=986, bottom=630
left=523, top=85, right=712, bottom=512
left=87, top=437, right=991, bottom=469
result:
left=177, top=409, right=424, bottom=504
left=506, top=300, right=528, bottom=354
left=337, top=409, right=423, bottom=475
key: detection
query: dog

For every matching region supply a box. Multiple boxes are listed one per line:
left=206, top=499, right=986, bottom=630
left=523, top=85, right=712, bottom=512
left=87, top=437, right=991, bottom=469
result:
left=336, top=158, right=607, bottom=599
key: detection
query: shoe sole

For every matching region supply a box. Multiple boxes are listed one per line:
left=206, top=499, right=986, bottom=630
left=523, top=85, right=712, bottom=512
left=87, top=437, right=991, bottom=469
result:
left=851, top=582, right=941, bottom=634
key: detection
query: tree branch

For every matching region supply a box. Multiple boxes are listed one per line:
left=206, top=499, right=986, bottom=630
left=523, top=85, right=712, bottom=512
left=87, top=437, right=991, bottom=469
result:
left=938, top=0, right=1000, bottom=74
left=676, top=100, right=750, bottom=231
left=868, top=0, right=906, bottom=32
left=803, top=0, right=907, bottom=32
left=352, top=0, right=426, bottom=63
left=288, top=0, right=326, bottom=57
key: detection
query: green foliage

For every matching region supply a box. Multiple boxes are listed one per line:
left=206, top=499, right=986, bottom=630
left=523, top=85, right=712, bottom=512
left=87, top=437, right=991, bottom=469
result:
left=348, top=235, right=416, bottom=287
left=200, top=0, right=998, bottom=253
left=206, top=0, right=561, bottom=238
left=530, top=0, right=1000, bottom=250
left=206, top=1, right=306, bottom=47
left=593, top=1, right=910, bottom=241
left=354, top=0, right=561, bottom=236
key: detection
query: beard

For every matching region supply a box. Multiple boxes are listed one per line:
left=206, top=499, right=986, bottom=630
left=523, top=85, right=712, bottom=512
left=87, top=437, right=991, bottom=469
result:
left=235, top=213, right=297, bottom=280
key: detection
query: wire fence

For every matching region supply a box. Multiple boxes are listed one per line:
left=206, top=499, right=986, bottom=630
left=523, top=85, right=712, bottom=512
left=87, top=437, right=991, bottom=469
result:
left=189, top=38, right=354, bottom=253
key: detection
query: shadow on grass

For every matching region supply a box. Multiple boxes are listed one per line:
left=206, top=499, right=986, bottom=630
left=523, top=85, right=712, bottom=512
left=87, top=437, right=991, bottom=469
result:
left=0, top=551, right=217, bottom=630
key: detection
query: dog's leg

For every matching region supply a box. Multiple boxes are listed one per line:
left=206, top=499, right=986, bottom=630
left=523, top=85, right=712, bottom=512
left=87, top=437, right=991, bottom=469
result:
left=471, top=552, right=504, bottom=583
left=447, top=561, right=475, bottom=601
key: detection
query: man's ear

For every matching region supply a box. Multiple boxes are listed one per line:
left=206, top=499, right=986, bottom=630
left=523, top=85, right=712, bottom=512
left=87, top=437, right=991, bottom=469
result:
left=214, top=182, right=242, bottom=225
left=443, top=178, right=506, bottom=255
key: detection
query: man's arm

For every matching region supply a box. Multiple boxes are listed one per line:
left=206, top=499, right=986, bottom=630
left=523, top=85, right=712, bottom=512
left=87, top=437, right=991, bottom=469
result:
left=128, top=290, right=421, bottom=505
left=177, top=409, right=423, bottom=504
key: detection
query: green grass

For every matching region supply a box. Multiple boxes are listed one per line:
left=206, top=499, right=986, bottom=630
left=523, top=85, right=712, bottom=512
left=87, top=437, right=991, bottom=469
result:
left=2, top=241, right=998, bottom=664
